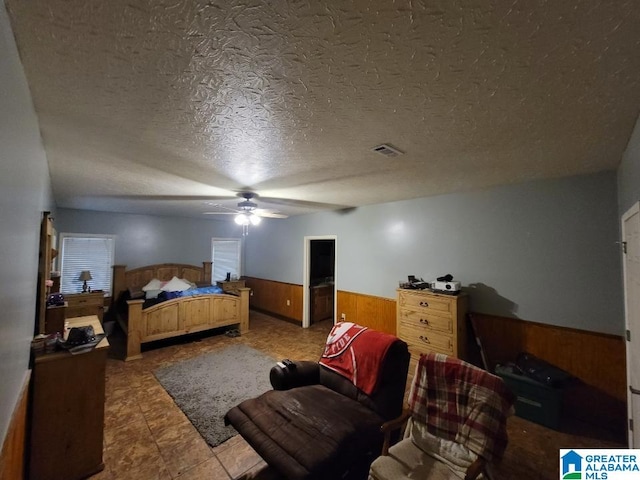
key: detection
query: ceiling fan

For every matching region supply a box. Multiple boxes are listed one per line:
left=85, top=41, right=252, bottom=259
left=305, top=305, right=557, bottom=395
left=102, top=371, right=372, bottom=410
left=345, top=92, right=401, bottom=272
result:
left=87, top=191, right=354, bottom=220
left=202, top=192, right=288, bottom=233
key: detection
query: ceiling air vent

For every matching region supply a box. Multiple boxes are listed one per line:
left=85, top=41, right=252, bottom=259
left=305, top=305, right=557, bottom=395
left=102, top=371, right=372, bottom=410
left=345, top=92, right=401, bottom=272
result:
left=371, top=143, right=404, bottom=157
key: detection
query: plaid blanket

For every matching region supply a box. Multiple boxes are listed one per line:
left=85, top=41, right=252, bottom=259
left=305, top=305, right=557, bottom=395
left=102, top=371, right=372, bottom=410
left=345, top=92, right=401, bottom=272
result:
left=408, top=353, right=515, bottom=462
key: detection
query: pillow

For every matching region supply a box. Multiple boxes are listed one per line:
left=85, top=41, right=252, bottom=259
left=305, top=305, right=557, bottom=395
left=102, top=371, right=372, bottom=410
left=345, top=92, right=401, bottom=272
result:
left=142, top=278, right=163, bottom=292
left=145, top=289, right=163, bottom=300
left=181, top=278, right=197, bottom=289
left=161, top=276, right=192, bottom=292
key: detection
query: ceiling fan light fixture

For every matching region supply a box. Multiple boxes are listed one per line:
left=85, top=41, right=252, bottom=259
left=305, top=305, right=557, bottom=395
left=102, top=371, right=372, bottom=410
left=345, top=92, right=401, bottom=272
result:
left=234, top=213, right=250, bottom=225
left=250, top=214, right=261, bottom=225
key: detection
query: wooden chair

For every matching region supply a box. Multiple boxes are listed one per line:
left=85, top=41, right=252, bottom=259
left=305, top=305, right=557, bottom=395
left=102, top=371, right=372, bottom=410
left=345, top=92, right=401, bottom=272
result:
left=369, top=353, right=515, bottom=480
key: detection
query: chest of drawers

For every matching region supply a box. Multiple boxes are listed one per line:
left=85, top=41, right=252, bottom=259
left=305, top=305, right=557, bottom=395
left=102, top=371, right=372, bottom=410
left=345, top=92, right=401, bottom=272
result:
left=396, top=288, right=468, bottom=377
left=65, top=291, right=104, bottom=321
left=29, top=316, right=109, bottom=480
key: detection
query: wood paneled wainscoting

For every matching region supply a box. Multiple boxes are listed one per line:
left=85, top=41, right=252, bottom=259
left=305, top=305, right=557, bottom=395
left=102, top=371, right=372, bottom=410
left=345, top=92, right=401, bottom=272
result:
left=470, top=313, right=627, bottom=438
left=337, top=290, right=396, bottom=334
left=243, top=280, right=397, bottom=331
left=0, top=371, right=30, bottom=480
left=244, top=277, right=303, bottom=323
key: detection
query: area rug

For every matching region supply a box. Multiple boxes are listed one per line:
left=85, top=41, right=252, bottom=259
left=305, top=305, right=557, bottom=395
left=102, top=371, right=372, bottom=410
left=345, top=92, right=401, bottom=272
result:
left=154, top=344, right=276, bottom=447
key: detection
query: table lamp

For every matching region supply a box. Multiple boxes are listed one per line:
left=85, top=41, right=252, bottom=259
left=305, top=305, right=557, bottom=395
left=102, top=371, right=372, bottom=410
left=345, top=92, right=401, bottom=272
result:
left=79, top=270, right=92, bottom=293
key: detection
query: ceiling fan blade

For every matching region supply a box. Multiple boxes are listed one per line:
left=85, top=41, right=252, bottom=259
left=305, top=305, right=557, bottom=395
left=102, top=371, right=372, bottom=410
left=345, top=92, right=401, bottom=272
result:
left=258, top=196, right=352, bottom=211
left=91, top=194, right=235, bottom=202
left=204, top=203, right=243, bottom=213
left=257, top=211, right=289, bottom=219
left=85, top=192, right=345, bottom=217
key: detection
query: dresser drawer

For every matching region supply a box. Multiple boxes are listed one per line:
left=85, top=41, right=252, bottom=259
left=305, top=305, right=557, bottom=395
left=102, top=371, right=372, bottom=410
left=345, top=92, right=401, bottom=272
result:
left=66, top=296, right=101, bottom=308
left=397, top=291, right=453, bottom=318
left=397, top=308, right=452, bottom=334
left=65, top=293, right=104, bottom=321
left=396, top=288, right=468, bottom=363
left=398, top=323, right=454, bottom=355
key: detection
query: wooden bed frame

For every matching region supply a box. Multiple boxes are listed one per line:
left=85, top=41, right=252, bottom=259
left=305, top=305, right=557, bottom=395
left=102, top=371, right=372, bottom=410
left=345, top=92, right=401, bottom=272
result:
left=111, top=262, right=249, bottom=361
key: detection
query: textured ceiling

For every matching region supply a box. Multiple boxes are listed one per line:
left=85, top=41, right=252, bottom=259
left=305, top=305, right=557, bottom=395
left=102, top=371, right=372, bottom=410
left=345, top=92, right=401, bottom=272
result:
left=6, top=0, right=640, bottom=218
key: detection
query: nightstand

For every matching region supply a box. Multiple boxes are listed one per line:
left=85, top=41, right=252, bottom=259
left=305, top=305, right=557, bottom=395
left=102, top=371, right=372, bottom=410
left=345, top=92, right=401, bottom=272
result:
left=65, top=291, right=104, bottom=322
left=216, top=280, right=246, bottom=295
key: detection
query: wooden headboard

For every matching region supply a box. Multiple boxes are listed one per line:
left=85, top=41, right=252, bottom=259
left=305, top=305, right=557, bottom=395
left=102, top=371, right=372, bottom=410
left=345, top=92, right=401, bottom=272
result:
left=111, top=262, right=212, bottom=299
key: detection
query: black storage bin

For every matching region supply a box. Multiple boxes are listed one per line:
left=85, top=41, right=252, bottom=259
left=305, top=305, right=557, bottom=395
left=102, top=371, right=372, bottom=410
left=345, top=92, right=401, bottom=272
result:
left=495, top=364, right=564, bottom=430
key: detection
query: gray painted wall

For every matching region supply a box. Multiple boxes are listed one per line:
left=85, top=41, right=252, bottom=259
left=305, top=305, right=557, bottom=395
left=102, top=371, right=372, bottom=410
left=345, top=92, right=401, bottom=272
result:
left=245, top=171, right=623, bottom=335
left=55, top=209, right=242, bottom=276
left=618, top=113, right=640, bottom=216
left=0, top=4, right=55, bottom=444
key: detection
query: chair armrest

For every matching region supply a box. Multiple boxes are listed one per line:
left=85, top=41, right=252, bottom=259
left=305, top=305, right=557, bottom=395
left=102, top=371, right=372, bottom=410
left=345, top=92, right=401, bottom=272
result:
left=270, top=360, right=320, bottom=390
left=464, top=456, right=487, bottom=480
left=380, top=408, right=412, bottom=455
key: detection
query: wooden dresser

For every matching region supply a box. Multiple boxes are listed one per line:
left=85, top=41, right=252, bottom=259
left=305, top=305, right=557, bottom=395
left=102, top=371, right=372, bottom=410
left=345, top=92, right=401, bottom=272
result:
left=396, top=288, right=469, bottom=378
left=216, top=279, right=246, bottom=295
left=65, top=291, right=104, bottom=321
left=29, top=316, right=109, bottom=480
left=311, top=284, right=334, bottom=323
left=44, top=302, right=67, bottom=334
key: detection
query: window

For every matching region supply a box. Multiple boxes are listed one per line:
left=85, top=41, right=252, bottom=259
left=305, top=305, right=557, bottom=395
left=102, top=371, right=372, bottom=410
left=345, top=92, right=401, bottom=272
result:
left=59, top=234, right=116, bottom=295
left=212, top=238, right=241, bottom=282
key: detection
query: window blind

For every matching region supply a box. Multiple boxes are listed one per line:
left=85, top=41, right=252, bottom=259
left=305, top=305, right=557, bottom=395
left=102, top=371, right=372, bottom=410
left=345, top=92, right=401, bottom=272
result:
left=60, top=234, right=115, bottom=295
left=212, top=238, right=241, bottom=282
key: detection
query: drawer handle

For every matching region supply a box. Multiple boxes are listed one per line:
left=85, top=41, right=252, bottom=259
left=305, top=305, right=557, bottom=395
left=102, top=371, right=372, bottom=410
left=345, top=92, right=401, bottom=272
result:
left=419, top=335, right=430, bottom=344
left=419, top=301, right=429, bottom=307
left=419, top=318, right=430, bottom=325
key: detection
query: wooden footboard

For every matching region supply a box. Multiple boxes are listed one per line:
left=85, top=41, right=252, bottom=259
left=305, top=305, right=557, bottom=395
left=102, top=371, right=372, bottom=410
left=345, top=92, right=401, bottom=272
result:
left=124, top=288, right=250, bottom=361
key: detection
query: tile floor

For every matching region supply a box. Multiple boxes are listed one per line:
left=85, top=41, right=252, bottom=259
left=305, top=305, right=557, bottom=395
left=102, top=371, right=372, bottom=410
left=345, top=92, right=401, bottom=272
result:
left=90, top=310, right=624, bottom=480
left=91, top=311, right=329, bottom=480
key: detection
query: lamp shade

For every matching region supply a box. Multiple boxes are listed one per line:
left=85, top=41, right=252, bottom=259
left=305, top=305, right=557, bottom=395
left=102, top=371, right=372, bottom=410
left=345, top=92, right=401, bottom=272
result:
left=78, top=270, right=92, bottom=281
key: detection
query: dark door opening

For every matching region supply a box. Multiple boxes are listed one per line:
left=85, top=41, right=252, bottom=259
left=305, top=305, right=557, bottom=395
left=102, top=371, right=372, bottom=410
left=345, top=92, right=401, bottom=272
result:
left=309, top=239, right=335, bottom=325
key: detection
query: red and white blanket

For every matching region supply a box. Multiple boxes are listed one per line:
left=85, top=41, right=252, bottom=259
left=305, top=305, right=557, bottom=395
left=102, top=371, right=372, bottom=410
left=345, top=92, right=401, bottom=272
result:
left=319, top=322, right=397, bottom=395
left=409, top=352, right=515, bottom=462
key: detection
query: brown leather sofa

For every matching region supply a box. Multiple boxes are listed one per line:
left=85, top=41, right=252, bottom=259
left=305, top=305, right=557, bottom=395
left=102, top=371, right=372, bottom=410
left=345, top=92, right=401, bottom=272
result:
left=225, top=338, right=410, bottom=480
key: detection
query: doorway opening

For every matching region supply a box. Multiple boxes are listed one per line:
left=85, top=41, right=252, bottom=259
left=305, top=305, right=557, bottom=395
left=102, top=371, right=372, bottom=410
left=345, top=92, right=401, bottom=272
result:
left=302, top=236, right=337, bottom=328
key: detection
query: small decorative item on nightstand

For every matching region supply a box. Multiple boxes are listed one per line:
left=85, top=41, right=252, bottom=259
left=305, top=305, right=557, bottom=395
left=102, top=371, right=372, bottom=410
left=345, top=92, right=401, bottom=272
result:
left=79, top=270, right=92, bottom=293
